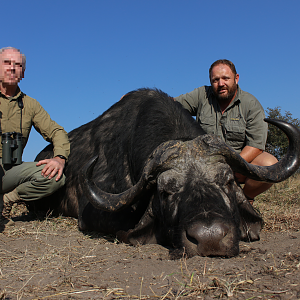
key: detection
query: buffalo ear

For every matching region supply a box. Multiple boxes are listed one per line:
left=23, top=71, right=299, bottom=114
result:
left=238, top=201, right=263, bottom=242
left=117, top=203, right=157, bottom=245
left=117, top=225, right=157, bottom=245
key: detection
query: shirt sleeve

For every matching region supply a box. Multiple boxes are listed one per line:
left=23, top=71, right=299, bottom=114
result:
left=174, top=87, right=204, bottom=116
left=244, top=98, right=267, bottom=151
left=32, top=101, right=70, bottom=160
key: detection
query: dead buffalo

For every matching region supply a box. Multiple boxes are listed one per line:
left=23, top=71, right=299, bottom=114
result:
left=34, top=88, right=300, bottom=258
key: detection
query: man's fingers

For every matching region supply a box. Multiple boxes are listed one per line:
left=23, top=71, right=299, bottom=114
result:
left=36, top=159, right=49, bottom=167
left=48, top=167, right=58, bottom=180
left=55, top=169, right=63, bottom=181
left=37, top=158, right=64, bottom=179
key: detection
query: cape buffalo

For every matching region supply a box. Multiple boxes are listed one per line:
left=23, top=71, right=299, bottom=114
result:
left=34, top=88, right=300, bottom=258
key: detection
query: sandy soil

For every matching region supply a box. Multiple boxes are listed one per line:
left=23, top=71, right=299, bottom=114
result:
left=0, top=209, right=299, bottom=300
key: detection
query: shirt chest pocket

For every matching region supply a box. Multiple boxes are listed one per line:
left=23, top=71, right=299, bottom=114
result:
left=199, top=117, right=216, bottom=135
left=224, top=118, right=246, bottom=143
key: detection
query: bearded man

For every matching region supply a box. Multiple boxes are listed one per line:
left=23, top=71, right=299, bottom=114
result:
left=175, top=59, right=277, bottom=203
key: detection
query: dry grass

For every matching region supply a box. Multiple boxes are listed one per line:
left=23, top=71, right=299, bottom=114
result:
left=256, top=172, right=300, bottom=231
left=155, top=256, right=257, bottom=299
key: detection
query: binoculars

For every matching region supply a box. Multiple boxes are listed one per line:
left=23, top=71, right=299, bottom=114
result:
left=1, top=132, right=23, bottom=165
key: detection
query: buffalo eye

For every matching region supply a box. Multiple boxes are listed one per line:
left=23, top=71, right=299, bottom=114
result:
left=157, top=170, right=184, bottom=196
left=222, top=174, right=235, bottom=195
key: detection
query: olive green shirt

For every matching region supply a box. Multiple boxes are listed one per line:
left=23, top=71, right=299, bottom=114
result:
left=175, top=85, right=267, bottom=153
left=0, top=88, right=70, bottom=160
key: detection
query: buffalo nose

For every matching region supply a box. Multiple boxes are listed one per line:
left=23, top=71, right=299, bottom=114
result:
left=187, top=222, right=236, bottom=257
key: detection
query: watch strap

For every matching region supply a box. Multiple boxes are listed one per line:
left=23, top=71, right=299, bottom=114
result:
left=55, top=155, right=66, bottom=160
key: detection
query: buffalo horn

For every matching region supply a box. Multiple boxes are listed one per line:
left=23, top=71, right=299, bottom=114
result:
left=207, top=118, right=300, bottom=183
left=80, top=141, right=180, bottom=212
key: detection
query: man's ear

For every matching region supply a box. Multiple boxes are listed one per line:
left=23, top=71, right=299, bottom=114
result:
left=235, top=73, right=239, bottom=85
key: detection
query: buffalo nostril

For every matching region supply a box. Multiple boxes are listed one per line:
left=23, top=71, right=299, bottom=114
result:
left=187, top=223, right=232, bottom=256
left=186, top=235, right=198, bottom=245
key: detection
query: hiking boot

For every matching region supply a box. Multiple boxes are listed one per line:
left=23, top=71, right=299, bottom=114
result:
left=1, top=189, right=21, bottom=219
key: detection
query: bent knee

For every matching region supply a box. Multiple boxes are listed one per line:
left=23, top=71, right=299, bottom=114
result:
left=33, top=172, right=66, bottom=194
left=47, top=174, right=66, bottom=193
left=252, top=152, right=278, bottom=167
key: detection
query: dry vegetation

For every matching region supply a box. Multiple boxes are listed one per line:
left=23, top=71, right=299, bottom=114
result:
left=256, top=173, right=300, bottom=232
left=0, top=174, right=300, bottom=299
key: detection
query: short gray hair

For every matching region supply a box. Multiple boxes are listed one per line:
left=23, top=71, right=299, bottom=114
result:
left=0, top=47, right=26, bottom=70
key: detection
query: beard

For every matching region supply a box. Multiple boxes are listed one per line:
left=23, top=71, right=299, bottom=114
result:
left=213, top=82, right=237, bottom=102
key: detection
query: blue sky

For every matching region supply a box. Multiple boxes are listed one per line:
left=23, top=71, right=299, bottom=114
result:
left=2, top=0, right=300, bottom=161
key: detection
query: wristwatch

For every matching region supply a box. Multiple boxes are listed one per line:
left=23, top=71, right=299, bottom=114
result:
left=55, top=155, right=66, bottom=160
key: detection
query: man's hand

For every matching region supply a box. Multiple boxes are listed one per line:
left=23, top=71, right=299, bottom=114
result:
left=36, top=156, right=66, bottom=181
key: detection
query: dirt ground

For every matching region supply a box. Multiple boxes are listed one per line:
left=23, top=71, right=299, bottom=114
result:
left=0, top=205, right=300, bottom=300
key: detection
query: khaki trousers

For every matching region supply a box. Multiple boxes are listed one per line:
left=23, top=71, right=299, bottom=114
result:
left=0, top=161, right=65, bottom=202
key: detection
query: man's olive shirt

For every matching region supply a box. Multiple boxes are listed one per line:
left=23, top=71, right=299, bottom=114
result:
left=175, top=85, right=267, bottom=153
left=0, top=88, right=70, bottom=159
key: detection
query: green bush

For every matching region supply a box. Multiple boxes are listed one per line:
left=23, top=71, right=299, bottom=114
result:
left=266, top=107, right=300, bottom=160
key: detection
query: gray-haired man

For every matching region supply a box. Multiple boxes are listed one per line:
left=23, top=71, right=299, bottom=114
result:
left=0, top=47, right=70, bottom=221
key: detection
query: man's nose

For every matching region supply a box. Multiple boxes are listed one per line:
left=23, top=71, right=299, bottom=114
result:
left=8, top=64, right=16, bottom=73
left=9, top=62, right=16, bottom=70
left=218, top=79, right=225, bottom=86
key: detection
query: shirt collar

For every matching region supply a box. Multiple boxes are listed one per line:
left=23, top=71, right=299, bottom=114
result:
left=0, top=87, right=22, bottom=101
left=224, top=85, right=241, bottom=111
left=233, top=85, right=241, bottom=103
